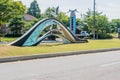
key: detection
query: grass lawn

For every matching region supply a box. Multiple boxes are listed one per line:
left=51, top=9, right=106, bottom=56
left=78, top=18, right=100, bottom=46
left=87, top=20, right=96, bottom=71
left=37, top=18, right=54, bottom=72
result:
left=0, top=39, right=120, bottom=57
left=0, top=37, right=17, bottom=42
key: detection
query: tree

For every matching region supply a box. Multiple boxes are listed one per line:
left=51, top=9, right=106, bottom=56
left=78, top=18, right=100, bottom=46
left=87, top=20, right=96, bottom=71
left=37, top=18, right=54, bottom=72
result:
left=110, top=19, right=120, bottom=33
left=0, top=0, right=26, bottom=40
left=83, top=9, right=109, bottom=39
left=23, top=19, right=38, bottom=33
left=86, top=14, right=108, bottom=39
left=0, top=0, right=26, bottom=26
left=27, top=0, right=41, bottom=18
left=9, top=16, right=25, bottom=36
left=44, top=7, right=54, bottom=18
left=44, top=6, right=60, bottom=18
left=76, top=18, right=82, bottom=26
left=57, top=12, right=69, bottom=27
left=43, top=7, right=69, bottom=26
left=106, top=22, right=117, bottom=33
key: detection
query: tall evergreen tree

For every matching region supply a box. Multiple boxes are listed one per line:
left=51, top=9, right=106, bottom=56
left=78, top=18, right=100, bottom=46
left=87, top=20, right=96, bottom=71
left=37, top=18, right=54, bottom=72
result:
left=27, top=0, right=41, bottom=18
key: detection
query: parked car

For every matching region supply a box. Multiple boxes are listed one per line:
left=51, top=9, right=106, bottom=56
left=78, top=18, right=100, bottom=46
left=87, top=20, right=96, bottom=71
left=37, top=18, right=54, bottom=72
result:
left=80, top=31, right=89, bottom=37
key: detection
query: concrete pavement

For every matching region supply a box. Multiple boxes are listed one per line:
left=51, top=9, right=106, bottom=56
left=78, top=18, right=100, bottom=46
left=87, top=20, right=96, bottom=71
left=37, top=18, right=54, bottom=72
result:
left=0, top=50, right=120, bottom=80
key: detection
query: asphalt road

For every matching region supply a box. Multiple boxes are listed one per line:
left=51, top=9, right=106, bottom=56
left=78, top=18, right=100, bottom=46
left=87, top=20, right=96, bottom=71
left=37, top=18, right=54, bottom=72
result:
left=0, top=50, right=120, bottom=80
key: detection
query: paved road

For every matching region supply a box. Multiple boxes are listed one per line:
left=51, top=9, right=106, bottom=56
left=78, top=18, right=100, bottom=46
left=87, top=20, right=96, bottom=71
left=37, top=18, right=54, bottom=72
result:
left=0, top=50, right=120, bottom=80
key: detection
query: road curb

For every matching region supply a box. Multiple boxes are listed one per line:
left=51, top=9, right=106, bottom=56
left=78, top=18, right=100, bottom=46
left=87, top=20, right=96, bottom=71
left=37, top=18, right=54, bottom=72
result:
left=0, top=48, right=120, bottom=63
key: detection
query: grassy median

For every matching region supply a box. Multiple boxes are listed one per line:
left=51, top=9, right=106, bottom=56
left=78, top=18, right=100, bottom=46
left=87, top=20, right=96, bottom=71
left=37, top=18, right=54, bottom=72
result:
left=0, top=39, right=120, bottom=57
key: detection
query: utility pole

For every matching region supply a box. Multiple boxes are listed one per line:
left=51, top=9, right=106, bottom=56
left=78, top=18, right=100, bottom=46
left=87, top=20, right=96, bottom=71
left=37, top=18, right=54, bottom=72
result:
left=118, top=27, right=120, bottom=38
left=93, top=0, right=96, bottom=39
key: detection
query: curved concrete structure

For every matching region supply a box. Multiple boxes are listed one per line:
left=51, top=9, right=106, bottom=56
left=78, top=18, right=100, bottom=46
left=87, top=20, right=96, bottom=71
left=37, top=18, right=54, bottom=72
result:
left=9, top=18, right=87, bottom=46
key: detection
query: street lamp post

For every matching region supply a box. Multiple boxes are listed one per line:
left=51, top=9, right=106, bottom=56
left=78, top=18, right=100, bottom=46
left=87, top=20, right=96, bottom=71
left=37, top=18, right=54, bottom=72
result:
left=93, top=0, right=96, bottom=39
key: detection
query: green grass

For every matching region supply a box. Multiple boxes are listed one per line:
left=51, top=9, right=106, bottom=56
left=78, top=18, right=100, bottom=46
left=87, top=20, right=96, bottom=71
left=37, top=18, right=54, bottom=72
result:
left=0, top=39, right=120, bottom=57
left=0, top=37, right=17, bottom=42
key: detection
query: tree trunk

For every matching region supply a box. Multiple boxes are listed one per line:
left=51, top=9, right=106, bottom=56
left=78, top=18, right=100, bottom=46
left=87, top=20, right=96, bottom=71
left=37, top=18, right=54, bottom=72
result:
left=93, top=29, right=96, bottom=40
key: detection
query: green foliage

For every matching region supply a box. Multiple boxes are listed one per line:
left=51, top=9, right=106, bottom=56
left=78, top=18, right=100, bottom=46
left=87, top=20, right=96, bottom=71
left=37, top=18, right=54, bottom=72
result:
left=27, top=0, right=41, bottom=18
left=76, top=18, right=82, bottom=26
left=109, top=19, right=120, bottom=33
left=11, top=1, right=26, bottom=16
left=83, top=9, right=109, bottom=39
left=1, top=37, right=17, bottom=42
left=23, top=19, right=38, bottom=33
left=57, top=12, right=69, bottom=26
left=0, top=0, right=26, bottom=25
left=98, top=33, right=113, bottom=39
left=43, top=6, right=59, bottom=18
left=112, top=19, right=120, bottom=28
left=9, top=16, right=25, bottom=35
left=90, top=33, right=113, bottom=39
left=44, top=7, right=54, bottom=18
left=87, top=15, right=108, bottom=31
left=0, top=0, right=26, bottom=38
left=82, top=9, right=120, bottom=39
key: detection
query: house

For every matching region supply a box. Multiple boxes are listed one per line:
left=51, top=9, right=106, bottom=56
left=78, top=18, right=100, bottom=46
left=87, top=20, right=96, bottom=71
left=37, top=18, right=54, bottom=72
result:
left=23, top=14, right=37, bottom=21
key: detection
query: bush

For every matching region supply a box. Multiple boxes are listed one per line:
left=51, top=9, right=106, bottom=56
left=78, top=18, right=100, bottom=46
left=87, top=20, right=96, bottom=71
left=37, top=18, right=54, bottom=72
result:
left=0, top=34, right=3, bottom=37
left=4, top=34, right=23, bottom=37
left=89, top=33, right=113, bottom=39
left=48, top=35, right=56, bottom=40
left=98, top=33, right=113, bottom=39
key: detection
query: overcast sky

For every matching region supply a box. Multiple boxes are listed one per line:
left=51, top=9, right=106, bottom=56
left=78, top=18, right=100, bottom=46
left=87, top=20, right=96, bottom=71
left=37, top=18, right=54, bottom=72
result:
left=16, top=0, right=120, bottom=20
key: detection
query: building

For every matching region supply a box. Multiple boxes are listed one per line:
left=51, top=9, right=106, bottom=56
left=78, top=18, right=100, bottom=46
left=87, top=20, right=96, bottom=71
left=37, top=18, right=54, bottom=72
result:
left=23, top=14, right=37, bottom=21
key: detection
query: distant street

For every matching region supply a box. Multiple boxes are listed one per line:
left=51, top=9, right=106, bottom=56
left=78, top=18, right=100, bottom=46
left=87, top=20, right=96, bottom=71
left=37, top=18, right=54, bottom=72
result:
left=0, top=50, right=120, bottom=80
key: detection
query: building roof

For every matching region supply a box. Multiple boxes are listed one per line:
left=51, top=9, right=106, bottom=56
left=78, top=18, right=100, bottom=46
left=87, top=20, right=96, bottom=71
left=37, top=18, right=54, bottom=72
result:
left=23, top=14, right=37, bottom=21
